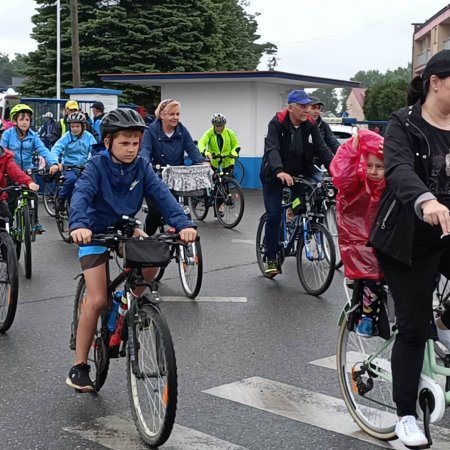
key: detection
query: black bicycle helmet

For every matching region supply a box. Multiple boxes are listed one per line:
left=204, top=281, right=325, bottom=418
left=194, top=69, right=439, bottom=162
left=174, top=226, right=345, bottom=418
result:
left=67, top=111, right=86, bottom=123
left=100, top=108, right=147, bottom=136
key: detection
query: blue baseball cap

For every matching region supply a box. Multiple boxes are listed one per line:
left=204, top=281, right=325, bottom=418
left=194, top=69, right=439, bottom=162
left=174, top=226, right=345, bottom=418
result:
left=287, top=90, right=312, bottom=105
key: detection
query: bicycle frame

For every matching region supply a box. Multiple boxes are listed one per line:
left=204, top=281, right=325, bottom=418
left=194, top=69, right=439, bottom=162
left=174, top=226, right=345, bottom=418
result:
left=13, top=190, right=36, bottom=242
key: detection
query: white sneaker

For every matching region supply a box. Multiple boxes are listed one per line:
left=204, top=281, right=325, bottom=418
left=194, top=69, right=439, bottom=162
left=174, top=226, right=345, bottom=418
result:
left=395, top=415, right=428, bottom=447
left=436, top=320, right=450, bottom=352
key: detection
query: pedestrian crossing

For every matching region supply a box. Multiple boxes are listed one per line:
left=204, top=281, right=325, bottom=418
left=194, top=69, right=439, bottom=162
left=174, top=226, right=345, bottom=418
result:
left=64, top=357, right=450, bottom=450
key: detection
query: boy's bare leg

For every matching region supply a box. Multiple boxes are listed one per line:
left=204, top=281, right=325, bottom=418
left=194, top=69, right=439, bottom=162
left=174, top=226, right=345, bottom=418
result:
left=74, top=264, right=108, bottom=365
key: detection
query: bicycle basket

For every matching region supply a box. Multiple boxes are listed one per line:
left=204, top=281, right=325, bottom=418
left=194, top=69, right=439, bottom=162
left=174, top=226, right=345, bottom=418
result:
left=123, top=238, right=171, bottom=268
left=161, top=165, right=213, bottom=196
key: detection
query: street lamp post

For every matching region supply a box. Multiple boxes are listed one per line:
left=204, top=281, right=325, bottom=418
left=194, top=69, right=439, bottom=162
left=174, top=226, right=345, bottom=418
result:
left=56, top=0, right=61, bottom=99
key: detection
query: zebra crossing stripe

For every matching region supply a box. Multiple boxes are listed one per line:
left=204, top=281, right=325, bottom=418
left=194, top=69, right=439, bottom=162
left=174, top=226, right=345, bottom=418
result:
left=163, top=296, right=247, bottom=302
left=64, top=415, right=248, bottom=449
left=203, top=376, right=450, bottom=449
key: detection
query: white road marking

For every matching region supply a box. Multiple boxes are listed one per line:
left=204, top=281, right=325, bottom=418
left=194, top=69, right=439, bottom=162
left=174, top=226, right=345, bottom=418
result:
left=163, top=296, right=247, bottom=302
left=203, top=376, right=450, bottom=449
left=231, top=239, right=254, bottom=245
left=64, top=415, right=248, bottom=450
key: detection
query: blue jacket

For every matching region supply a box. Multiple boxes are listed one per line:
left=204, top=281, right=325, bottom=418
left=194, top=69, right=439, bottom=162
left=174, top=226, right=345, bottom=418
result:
left=52, top=130, right=97, bottom=166
left=140, top=119, right=205, bottom=166
left=1, top=127, right=58, bottom=170
left=69, top=150, right=195, bottom=234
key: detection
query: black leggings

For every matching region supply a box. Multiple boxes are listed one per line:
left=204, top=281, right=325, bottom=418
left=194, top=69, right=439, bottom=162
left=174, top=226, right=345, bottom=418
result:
left=377, top=246, right=450, bottom=416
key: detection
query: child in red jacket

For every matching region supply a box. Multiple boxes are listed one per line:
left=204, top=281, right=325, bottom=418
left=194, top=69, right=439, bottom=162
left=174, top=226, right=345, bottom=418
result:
left=0, top=145, right=39, bottom=222
left=330, top=130, right=385, bottom=337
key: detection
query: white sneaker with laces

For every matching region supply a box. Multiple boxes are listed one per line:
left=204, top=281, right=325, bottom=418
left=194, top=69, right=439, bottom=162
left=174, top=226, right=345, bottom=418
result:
left=436, top=320, right=450, bottom=352
left=395, top=415, right=428, bottom=447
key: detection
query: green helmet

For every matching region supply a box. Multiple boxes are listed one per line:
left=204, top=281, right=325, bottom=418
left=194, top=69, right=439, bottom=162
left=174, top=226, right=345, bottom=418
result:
left=10, top=104, right=33, bottom=122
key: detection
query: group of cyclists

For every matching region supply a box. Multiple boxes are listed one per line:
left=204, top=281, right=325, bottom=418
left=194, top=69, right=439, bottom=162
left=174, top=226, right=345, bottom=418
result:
left=3, top=49, right=450, bottom=449
left=260, top=49, right=450, bottom=449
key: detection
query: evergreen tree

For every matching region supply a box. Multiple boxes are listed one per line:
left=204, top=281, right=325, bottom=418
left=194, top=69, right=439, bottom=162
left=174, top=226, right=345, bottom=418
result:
left=308, top=87, right=339, bottom=115
left=21, top=0, right=276, bottom=104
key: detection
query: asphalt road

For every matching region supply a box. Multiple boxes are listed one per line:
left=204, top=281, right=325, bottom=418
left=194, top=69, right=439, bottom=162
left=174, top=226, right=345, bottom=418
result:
left=1, top=190, right=449, bottom=450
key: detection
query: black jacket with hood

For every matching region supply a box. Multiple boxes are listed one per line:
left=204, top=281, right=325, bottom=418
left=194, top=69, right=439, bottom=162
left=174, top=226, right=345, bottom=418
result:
left=259, top=109, right=334, bottom=187
left=369, top=101, right=434, bottom=265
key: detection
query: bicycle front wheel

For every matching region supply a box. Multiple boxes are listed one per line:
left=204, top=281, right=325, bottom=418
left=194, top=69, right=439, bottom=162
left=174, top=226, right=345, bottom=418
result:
left=296, top=221, right=335, bottom=295
left=23, top=204, right=32, bottom=279
left=43, top=182, right=57, bottom=217
left=72, top=276, right=110, bottom=391
left=178, top=241, right=202, bottom=298
left=189, top=194, right=209, bottom=221
left=0, top=232, right=19, bottom=333
left=127, top=303, right=177, bottom=448
left=214, top=179, right=244, bottom=229
left=336, top=319, right=397, bottom=440
left=56, top=204, right=71, bottom=243
left=324, top=204, right=342, bottom=269
left=233, top=159, right=245, bottom=184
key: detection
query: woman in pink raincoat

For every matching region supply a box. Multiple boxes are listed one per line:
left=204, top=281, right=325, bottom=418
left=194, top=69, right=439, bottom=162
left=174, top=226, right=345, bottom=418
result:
left=330, top=129, right=385, bottom=337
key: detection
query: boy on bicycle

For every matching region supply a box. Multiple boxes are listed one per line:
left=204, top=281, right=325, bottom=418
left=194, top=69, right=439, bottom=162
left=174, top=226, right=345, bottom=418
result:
left=51, top=111, right=97, bottom=212
left=1, top=104, right=59, bottom=232
left=67, top=108, right=197, bottom=392
left=330, top=129, right=385, bottom=337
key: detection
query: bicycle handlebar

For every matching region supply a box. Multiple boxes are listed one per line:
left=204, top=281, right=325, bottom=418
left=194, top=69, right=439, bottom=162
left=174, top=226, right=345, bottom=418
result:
left=0, top=185, right=39, bottom=198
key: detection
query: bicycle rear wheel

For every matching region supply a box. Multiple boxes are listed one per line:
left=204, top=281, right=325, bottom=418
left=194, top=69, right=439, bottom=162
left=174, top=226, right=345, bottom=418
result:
left=23, top=204, right=32, bottom=279
left=336, top=319, right=397, bottom=440
left=72, top=276, right=110, bottom=391
left=233, top=159, right=245, bottom=184
left=296, top=221, right=335, bottom=295
left=214, top=179, right=244, bottom=229
left=0, top=232, right=19, bottom=333
left=177, top=241, right=202, bottom=298
left=189, top=194, right=209, bottom=221
left=127, top=303, right=177, bottom=448
left=43, top=182, right=57, bottom=217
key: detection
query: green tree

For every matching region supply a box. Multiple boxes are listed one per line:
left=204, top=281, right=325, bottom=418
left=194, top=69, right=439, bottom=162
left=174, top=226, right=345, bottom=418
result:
left=0, top=54, right=15, bottom=86
left=21, top=0, right=276, bottom=104
left=363, top=79, right=409, bottom=121
left=308, top=87, right=339, bottom=115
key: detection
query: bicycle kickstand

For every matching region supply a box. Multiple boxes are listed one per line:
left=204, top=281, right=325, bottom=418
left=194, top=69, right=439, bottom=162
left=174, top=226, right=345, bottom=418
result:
left=418, top=389, right=433, bottom=449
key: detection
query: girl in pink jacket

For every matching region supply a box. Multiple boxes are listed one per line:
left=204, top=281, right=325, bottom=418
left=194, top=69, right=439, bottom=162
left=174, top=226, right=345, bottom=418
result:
left=330, top=129, right=385, bottom=337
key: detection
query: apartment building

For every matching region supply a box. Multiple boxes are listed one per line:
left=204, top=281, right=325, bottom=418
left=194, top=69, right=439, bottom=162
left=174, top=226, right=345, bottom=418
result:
left=412, top=4, right=450, bottom=77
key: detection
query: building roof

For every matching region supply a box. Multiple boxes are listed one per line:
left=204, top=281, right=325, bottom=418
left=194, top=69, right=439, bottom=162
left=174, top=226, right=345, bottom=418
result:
left=99, top=70, right=361, bottom=89
left=351, top=87, right=367, bottom=107
left=413, top=4, right=450, bottom=35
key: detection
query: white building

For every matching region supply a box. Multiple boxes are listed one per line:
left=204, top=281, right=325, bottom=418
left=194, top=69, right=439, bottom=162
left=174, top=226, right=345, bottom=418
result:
left=101, top=71, right=359, bottom=188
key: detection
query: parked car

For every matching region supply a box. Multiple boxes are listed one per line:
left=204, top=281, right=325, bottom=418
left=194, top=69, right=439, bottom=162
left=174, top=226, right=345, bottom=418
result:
left=329, top=124, right=354, bottom=144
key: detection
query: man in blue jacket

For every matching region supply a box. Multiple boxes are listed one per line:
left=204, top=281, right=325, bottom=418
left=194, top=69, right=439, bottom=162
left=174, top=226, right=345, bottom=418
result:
left=67, top=108, right=197, bottom=392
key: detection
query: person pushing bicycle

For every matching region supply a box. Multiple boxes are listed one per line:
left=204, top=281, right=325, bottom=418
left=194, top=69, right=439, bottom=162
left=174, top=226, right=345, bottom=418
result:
left=67, top=108, right=197, bottom=393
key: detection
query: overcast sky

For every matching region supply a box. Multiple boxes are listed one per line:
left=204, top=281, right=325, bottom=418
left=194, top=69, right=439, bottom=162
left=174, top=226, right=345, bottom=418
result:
left=1, top=0, right=448, bottom=81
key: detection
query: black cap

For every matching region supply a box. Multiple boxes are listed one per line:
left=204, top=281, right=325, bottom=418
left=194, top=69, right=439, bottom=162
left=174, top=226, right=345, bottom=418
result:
left=91, top=101, right=105, bottom=111
left=309, top=96, right=324, bottom=106
left=422, top=50, right=450, bottom=81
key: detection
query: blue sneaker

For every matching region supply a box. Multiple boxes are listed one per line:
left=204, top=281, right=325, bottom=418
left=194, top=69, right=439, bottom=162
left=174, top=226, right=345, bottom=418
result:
left=33, top=222, right=46, bottom=234
left=356, top=316, right=373, bottom=337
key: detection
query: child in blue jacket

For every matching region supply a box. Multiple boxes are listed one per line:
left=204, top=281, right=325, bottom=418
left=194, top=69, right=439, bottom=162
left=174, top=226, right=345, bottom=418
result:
left=52, top=111, right=97, bottom=211
left=66, top=108, right=197, bottom=393
left=1, top=104, right=59, bottom=232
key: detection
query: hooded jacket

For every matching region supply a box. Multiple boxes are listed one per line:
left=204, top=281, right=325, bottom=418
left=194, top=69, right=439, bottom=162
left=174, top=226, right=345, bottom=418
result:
left=316, top=116, right=340, bottom=154
left=1, top=126, right=58, bottom=170
left=259, top=109, right=333, bottom=187
left=330, top=130, right=385, bottom=279
left=69, top=150, right=195, bottom=234
left=369, top=101, right=434, bottom=265
left=52, top=130, right=97, bottom=166
left=198, top=127, right=240, bottom=170
left=0, top=146, right=33, bottom=201
left=140, top=119, right=205, bottom=166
